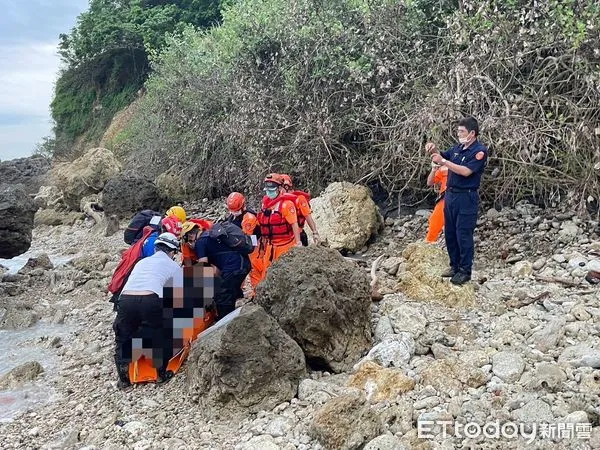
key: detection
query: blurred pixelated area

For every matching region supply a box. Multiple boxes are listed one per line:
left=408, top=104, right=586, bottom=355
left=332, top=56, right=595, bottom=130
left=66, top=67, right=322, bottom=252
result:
left=131, top=264, right=217, bottom=370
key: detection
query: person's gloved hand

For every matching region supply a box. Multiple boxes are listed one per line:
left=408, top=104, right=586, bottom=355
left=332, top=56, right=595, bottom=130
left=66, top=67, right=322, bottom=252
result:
left=313, top=232, right=320, bottom=245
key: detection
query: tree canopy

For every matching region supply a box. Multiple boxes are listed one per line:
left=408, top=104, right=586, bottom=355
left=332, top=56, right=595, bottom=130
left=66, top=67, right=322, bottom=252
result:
left=58, top=0, right=224, bottom=66
left=51, top=0, right=225, bottom=156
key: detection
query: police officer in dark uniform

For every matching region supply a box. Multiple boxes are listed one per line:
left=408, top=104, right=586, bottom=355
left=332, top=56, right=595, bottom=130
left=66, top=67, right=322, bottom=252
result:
left=426, top=117, right=488, bottom=285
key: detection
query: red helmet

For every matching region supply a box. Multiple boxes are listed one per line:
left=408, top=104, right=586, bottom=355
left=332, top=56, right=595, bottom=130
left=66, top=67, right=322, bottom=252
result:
left=263, top=173, right=284, bottom=188
left=161, top=216, right=182, bottom=236
left=226, top=192, right=245, bottom=212
left=280, top=174, right=293, bottom=189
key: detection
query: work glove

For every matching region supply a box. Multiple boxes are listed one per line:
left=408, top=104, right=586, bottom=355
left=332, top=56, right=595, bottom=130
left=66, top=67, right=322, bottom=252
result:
left=313, top=232, right=320, bottom=245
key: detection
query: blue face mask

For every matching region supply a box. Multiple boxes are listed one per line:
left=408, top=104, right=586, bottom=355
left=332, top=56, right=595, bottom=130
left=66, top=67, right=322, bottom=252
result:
left=265, top=188, right=278, bottom=199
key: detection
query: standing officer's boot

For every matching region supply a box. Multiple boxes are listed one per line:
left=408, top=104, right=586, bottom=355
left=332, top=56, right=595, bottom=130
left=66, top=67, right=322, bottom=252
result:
left=450, top=271, right=471, bottom=285
left=441, top=267, right=457, bottom=278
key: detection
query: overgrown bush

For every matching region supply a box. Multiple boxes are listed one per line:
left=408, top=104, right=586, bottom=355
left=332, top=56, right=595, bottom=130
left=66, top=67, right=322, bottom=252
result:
left=51, top=48, right=148, bottom=158
left=122, top=0, right=600, bottom=210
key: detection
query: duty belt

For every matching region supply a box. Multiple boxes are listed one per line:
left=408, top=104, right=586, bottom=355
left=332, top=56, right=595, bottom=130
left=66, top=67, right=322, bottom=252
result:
left=447, top=187, right=478, bottom=193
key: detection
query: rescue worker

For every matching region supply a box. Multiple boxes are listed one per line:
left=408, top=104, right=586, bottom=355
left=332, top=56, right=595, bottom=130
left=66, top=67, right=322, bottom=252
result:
left=180, top=217, right=214, bottom=266
left=113, top=232, right=183, bottom=389
left=253, top=174, right=302, bottom=289
left=225, top=192, right=261, bottom=290
left=109, top=216, right=183, bottom=310
left=165, top=205, right=187, bottom=223
left=225, top=193, right=255, bottom=229
left=425, top=161, right=449, bottom=243
left=124, top=205, right=186, bottom=245
left=180, top=221, right=250, bottom=319
left=280, top=174, right=320, bottom=246
left=141, top=216, right=183, bottom=258
left=427, top=116, right=488, bottom=285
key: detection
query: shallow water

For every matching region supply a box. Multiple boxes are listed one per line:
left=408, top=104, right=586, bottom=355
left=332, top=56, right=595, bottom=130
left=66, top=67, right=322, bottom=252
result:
left=0, top=322, right=74, bottom=422
left=0, top=252, right=74, bottom=275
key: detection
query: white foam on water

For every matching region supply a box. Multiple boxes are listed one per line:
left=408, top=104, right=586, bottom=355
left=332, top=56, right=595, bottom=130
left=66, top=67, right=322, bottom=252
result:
left=0, top=252, right=74, bottom=274
left=0, top=321, right=74, bottom=422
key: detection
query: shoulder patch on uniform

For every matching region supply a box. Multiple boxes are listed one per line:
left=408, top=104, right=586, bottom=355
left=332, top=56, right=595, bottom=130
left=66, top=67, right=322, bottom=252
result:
left=475, top=151, right=485, bottom=160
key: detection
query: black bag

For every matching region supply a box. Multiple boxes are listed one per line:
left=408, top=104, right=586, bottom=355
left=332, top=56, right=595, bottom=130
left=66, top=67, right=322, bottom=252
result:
left=209, top=222, right=254, bottom=254
left=124, top=209, right=162, bottom=245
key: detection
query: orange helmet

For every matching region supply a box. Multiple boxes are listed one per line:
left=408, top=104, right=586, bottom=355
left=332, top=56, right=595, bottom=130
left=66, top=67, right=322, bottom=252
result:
left=263, top=173, right=284, bottom=188
left=226, top=192, right=245, bottom=212
left=280, top=174, right=293, bottom=189
left=161, top=216, right=182, bottom=236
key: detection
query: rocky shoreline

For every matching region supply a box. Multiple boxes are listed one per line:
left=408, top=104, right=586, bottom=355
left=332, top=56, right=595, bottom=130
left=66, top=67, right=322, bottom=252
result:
left=0, top=201, right=599, bottom=449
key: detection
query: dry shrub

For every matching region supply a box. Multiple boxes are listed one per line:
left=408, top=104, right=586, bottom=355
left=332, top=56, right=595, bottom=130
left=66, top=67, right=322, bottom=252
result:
left=122, top=0, right=600, bottom=211
left=396, top=242, right=475, bottom=307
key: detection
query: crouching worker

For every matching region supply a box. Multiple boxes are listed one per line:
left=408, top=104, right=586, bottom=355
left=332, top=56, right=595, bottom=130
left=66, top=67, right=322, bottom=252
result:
left=180, top=221, right=251, bottom=320
left=108, top=216, right=183, bottom=311
left=112, top=232, right=183, bottom=389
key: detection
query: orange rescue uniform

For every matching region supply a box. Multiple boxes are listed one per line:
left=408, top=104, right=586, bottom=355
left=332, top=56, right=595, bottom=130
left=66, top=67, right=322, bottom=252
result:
left=289, top=190, right=311, bottom=230
left=181, top=218, right=214, bottom=265
left=426, top=167, right=448, bottom=243
left=252, top=194, right=298, bottom=289
left=240, top=211, right=262, bottom=290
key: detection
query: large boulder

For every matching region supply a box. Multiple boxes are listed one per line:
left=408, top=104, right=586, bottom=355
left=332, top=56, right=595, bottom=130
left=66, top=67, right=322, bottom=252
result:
left=34, top=209, right=84, bottom=227
left=101, top=171, right=163, bottom=218
left=186, top=305, right=306, bottom=418
left=33, top=185, right=65, bottom=210
left=0, top=155, right=51, bottom=195
left=255, top=246, right=372, bottom=373
left=0, top=183, right=36, bottom=258
left=310, top=182, right=383, bottom=253
left=51, top=147, right=121, bottom=210
left=155, top=169, right=188, bottom=204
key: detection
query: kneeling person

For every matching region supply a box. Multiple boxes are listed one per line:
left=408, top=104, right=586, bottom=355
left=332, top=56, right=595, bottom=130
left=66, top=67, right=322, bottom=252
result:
left=113, top=232, right=183, bottom=389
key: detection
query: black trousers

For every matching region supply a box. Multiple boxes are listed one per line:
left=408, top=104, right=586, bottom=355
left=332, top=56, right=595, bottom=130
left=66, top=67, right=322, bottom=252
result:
left=300, top=229, right=309, bottom=247
left=215, top=270, right=249, bottom=320
left=113, top=294, right=173, bottom=377
left=444, top=190, right=479, bottom=275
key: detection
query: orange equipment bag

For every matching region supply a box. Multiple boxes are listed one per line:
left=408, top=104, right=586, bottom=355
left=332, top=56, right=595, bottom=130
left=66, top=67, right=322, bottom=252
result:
left=128, top=308, right=217, bottom=383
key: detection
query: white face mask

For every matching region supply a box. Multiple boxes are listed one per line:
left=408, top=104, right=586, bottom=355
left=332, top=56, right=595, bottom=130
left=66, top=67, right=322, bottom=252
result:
left=230, top=210, right=242, bottom=217
left=459, top=136, right=470, bottom=145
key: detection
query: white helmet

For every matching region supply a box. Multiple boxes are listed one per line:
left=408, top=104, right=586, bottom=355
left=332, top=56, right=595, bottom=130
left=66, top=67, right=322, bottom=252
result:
left=154, top=232, right=180, bottom=251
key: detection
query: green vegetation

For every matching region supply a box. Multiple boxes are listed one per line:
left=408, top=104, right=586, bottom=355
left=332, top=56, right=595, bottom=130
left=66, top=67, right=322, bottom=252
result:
left=51, top=48, right=148, bottom=156
left=50, top=0, right=224, bottom=158
left=51, top=0, right=600, bottom=208
left=118, top=0, right=599, bottom=207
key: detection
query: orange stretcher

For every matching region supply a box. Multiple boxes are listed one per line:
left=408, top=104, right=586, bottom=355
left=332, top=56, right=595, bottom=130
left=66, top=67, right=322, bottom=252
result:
left=129, top=309, right=217, bottom=384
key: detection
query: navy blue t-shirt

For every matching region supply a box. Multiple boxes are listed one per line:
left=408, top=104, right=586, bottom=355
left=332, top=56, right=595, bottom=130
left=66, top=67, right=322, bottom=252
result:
left=441, top=140, right=488, bottom=190
left=193, top=231, right=250, bottom=274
